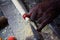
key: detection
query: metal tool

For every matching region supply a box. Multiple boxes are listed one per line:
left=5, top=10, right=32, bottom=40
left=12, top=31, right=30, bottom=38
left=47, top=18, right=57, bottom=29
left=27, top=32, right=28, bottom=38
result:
left=11, top=0, right=43, bottom=40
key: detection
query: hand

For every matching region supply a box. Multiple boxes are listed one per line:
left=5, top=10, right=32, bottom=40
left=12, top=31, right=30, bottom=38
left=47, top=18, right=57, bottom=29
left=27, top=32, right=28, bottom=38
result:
left=23, top=0, right=60, bottom=32
left=29, top=0, right=59, bottom=32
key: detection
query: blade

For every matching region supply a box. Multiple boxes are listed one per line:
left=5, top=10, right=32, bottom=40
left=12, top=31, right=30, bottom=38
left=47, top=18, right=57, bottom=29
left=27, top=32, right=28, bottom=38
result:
left=30, top=21, right=43, bottom=40
left=11, top=0, right=43, bottom=40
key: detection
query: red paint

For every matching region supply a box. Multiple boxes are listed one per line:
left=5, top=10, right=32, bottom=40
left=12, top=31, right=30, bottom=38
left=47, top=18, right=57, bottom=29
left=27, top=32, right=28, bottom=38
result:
left=7, top=36, right=16, bottom=40
left=23, top=13, right=32, bottom=19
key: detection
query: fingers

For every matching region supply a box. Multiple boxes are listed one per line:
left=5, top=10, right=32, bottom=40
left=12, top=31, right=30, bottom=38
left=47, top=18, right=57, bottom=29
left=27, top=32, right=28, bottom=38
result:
left=37, top=16, right=54, bottom=32
left=36, top=14, right=47, bottom=24
left=37, top=17, right=51, bottom=32
left=37, top=6, right=54, bottom=23
left=29, top=5, right=39, bottom=21
left=36, top=7, right=54, bottom=32
left=30, top=11, right=37, bottom=21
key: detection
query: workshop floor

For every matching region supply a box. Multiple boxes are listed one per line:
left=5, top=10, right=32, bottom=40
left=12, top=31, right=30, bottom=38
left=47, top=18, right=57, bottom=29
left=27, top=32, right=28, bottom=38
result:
left=0, top=1, right=60, bottom=40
